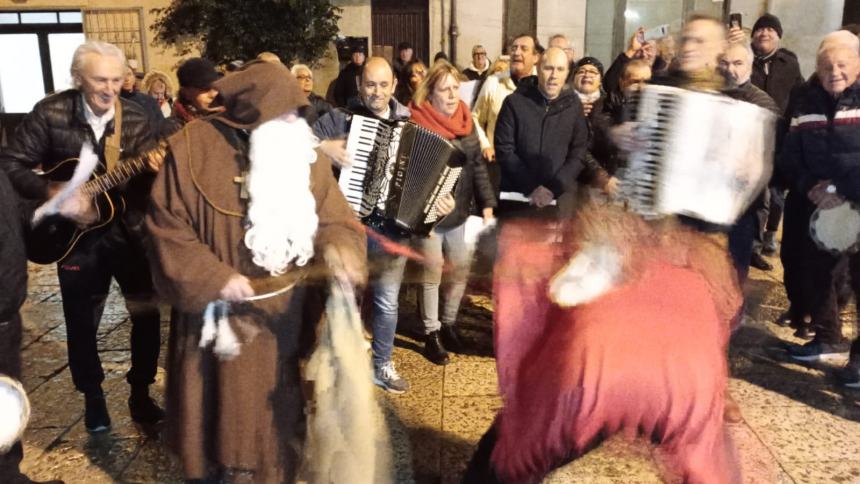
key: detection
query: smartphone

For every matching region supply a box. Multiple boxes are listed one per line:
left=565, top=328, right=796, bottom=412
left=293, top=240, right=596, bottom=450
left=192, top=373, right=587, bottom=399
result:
left=643, top=24, right=669, bottom=42
left=730, top=13, right=742, bottom=30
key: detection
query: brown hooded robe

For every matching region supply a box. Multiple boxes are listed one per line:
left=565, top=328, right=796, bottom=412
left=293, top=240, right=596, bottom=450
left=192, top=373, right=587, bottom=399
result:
left=145, top=61, right=366, bottom=481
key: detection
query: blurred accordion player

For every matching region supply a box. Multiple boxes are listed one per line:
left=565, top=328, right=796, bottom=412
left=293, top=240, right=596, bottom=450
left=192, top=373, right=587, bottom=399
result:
left=338, top=114, right=465, bottom=236
left=619, top=84, right=776, bottom=225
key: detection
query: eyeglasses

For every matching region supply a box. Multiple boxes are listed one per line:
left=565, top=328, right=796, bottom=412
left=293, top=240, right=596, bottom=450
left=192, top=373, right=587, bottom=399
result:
left=575, top=68, right=600, bottom=77
left=473, top=51, right=487, bottom=56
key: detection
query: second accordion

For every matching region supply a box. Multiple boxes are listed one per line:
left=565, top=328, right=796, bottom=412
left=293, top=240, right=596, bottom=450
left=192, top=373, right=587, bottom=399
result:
left=619, top=84, right=777, bottom=226
left=338, top=114, right=465, bottom=236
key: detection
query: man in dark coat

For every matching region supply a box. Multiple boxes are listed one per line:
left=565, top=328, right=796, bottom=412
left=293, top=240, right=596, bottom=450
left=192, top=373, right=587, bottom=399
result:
left=0, top=170, right=63, bottom=484
left=494, top=47, right=588, bottom=218
left=720, top=42, right=780, bottom=281
left=781, top=40, right=860, bottom=370
left=333, top=45, right=366, bottom=107
left=0, top=40, right=163, bottom=434
left=291, top=64, right=332, bottom=126
left=750, top=13, right=805, bottom=267
left=145, top=61, right=367, bottom=481
left=121, top=62, right=163, bottom=135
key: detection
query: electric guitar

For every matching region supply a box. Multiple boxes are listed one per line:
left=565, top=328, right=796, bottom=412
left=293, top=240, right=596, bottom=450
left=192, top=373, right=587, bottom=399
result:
left=26, top=143, right=167, bottom=264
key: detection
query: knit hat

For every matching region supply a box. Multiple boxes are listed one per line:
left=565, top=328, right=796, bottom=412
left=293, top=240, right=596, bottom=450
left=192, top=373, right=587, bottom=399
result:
left=574, top=57, right=605, bottom=78
left=753, top=14, right=783, bottom=38
left=177, top=58, right=221, bottom=89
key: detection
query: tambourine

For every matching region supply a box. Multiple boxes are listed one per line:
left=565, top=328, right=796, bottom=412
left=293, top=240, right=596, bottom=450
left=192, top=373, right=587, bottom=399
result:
left=809, top=202, right=860, bottom=254
left=0, top=375, right=30, bottom=452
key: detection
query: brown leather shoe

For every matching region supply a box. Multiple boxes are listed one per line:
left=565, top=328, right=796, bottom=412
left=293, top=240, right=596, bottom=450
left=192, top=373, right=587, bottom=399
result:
left=724, top=392, right=743, bottom=423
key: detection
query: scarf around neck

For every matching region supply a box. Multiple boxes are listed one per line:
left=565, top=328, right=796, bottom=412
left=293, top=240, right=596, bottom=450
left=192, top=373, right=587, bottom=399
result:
left=408, top=99, right=473, bottom=140
left=576, top=90, right=602, bottom=105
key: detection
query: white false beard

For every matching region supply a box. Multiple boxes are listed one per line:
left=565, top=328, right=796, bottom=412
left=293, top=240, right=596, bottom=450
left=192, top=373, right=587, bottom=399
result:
left=244, top=114, right=320, bottom=276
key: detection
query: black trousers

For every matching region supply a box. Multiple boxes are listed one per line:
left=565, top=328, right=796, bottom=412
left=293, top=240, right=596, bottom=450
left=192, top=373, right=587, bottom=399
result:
left=56, top=224, right=160, bottom=395
left=0, top=313, right=24, bottom=480
left=780, top=191, right=859, bottom=343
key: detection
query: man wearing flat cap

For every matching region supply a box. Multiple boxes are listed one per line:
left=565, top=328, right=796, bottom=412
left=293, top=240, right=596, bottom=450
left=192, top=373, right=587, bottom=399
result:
left=145, top=60, right=367, bottom=482
left=163, top=57, right=224, bottom=135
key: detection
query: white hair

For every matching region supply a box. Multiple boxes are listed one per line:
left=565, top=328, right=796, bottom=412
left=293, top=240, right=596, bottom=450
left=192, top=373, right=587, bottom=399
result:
left=70, top=40, right=126, bottom=89
left=290, top=64, right=312, bottom=77
left=244, top=114, right=320, bottom=276
left=818, top=30, right=860, bottom=55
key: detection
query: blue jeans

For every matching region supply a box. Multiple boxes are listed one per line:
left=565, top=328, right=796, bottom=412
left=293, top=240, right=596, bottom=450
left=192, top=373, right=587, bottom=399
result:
left=368, top=236, right=409, bottom=367
left=413, top=223, right=471, bottom=334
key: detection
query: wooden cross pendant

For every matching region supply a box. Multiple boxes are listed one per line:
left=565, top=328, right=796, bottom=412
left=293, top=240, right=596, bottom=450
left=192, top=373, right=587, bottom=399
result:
left=233, top=171, right=250, bottom=200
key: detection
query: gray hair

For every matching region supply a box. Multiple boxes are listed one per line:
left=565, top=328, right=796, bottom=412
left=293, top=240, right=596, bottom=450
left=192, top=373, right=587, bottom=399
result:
left=290, top=64, right=312, bottom=77
left=725, top=41, right=755, bottom=64
left=70, top=40, right=126, bottom=88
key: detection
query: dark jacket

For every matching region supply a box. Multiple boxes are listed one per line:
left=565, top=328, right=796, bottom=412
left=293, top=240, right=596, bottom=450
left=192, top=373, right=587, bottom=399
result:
left=779, top=79, right=860, bottom=202
left=0, top=169, right=28, bottom=322
left=121, top=89, right=164, bottom=136
left=578, top=95, right=620, bottom=187
left=751, top=48, right=804, bottom=113
left=437, top=131, right=496, bottom=229
left=0, top=89, right=156, bottom=226
left=333, top=62, right=363, bottom=107
left=312, top=96, right=411, bottom=140
left=494, top=85, right=588, bottom=198
left=299, top=92, right=333, bottom=127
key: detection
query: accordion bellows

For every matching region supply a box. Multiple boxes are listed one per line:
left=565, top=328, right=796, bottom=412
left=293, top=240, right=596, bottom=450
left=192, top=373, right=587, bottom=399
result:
left=620, top=84, right=777, bottom=226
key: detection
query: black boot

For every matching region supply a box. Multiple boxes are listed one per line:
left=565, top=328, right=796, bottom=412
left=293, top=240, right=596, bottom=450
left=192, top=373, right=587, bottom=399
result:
left=750, top=252, right=773, bottom=271
left=440, top=324, right=464, bottom=353
left=128, top=385, right=165, bottom=424
left=84, top=392, right=111, bottom=433
left=423, top=331, right=450, bottom=365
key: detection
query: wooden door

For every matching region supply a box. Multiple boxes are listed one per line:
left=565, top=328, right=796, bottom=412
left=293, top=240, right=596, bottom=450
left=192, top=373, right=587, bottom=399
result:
left=372, top=0, right=429, bottom=64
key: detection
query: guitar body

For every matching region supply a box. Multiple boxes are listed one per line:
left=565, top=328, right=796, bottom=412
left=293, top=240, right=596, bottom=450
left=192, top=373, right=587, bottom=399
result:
left=26, top=158, right=122, bottom=265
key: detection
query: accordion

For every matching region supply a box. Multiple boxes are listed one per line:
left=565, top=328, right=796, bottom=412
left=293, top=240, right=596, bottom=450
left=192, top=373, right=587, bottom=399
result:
left=338, top=114, right=465, bottom=236
left=619, top=85, right=776, bottom=226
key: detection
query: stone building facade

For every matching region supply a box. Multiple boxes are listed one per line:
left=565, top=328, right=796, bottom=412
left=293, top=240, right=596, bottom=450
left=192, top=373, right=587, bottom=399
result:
left=0, top=0, right=849, bottom=107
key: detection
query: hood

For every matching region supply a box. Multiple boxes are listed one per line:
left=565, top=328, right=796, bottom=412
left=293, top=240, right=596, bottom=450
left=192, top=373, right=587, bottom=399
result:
left=213, top=60, right=309, bottom=130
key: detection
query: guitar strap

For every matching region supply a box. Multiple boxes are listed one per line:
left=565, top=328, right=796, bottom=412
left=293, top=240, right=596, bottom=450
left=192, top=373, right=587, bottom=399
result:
left=104, top=99, right=123, bottom=172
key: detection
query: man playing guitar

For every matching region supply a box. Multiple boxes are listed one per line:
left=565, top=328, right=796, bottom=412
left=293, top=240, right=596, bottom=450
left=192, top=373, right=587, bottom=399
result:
left=0, top=40, right=164, bottom=433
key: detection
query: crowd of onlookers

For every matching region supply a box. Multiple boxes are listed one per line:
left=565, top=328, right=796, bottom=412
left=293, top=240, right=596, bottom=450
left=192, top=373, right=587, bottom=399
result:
left=94, top=13, right=860, bottom=394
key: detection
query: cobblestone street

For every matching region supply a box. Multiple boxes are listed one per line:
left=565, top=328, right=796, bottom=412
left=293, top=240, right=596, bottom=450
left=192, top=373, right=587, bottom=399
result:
left=15, top=257, right=860, bottom=483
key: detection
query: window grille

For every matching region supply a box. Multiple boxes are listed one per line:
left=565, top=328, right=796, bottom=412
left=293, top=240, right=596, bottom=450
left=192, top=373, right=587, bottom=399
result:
left=82, top=8, right=147, bottom=70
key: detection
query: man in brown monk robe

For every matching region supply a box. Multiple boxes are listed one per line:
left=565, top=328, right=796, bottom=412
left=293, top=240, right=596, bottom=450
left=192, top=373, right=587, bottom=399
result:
left=145, top=60, right=367, bottom=482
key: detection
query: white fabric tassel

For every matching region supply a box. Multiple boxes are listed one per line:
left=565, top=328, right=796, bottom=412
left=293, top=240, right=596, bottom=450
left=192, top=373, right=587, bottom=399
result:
left=200, top=300, right=241, bottom=360
left=32, top=141, right=99, bottom=225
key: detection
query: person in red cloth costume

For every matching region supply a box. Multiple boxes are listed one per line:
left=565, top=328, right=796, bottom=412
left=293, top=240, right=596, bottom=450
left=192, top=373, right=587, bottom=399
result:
left=464, top=204, right=743, bottom=483
left=407, top=60, right=497, bottom=365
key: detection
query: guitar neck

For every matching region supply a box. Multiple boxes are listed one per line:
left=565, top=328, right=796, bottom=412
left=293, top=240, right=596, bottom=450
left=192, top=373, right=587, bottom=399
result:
left=80, top=148, right=156, bottom=196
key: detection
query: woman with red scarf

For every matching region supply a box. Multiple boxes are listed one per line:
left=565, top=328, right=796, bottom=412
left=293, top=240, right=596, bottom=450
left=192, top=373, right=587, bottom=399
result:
left=408, top=61, right=497, bottom=365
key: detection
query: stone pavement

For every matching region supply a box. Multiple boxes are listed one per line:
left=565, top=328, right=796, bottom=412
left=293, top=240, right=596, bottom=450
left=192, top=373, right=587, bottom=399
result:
left=15, top=255, right=860, bottom=483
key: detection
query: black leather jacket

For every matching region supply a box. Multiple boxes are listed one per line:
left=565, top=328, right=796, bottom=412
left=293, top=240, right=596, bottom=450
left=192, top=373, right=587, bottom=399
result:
left=0, top=89, right=157, bottom=228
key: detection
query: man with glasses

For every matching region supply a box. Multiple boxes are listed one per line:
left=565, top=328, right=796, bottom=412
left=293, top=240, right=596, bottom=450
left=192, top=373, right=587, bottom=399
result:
left=291, top=64, right=332, bottom=126
left=463, top=44, right=490, bottom=82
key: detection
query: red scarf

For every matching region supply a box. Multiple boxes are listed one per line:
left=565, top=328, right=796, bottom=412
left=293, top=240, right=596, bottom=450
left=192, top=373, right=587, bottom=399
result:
left=408, top=100, right=473, bottom=140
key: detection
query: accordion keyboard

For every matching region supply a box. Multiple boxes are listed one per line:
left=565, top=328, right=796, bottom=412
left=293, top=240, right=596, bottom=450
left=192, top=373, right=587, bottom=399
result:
left=340, top=115, right=383, bottom=217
